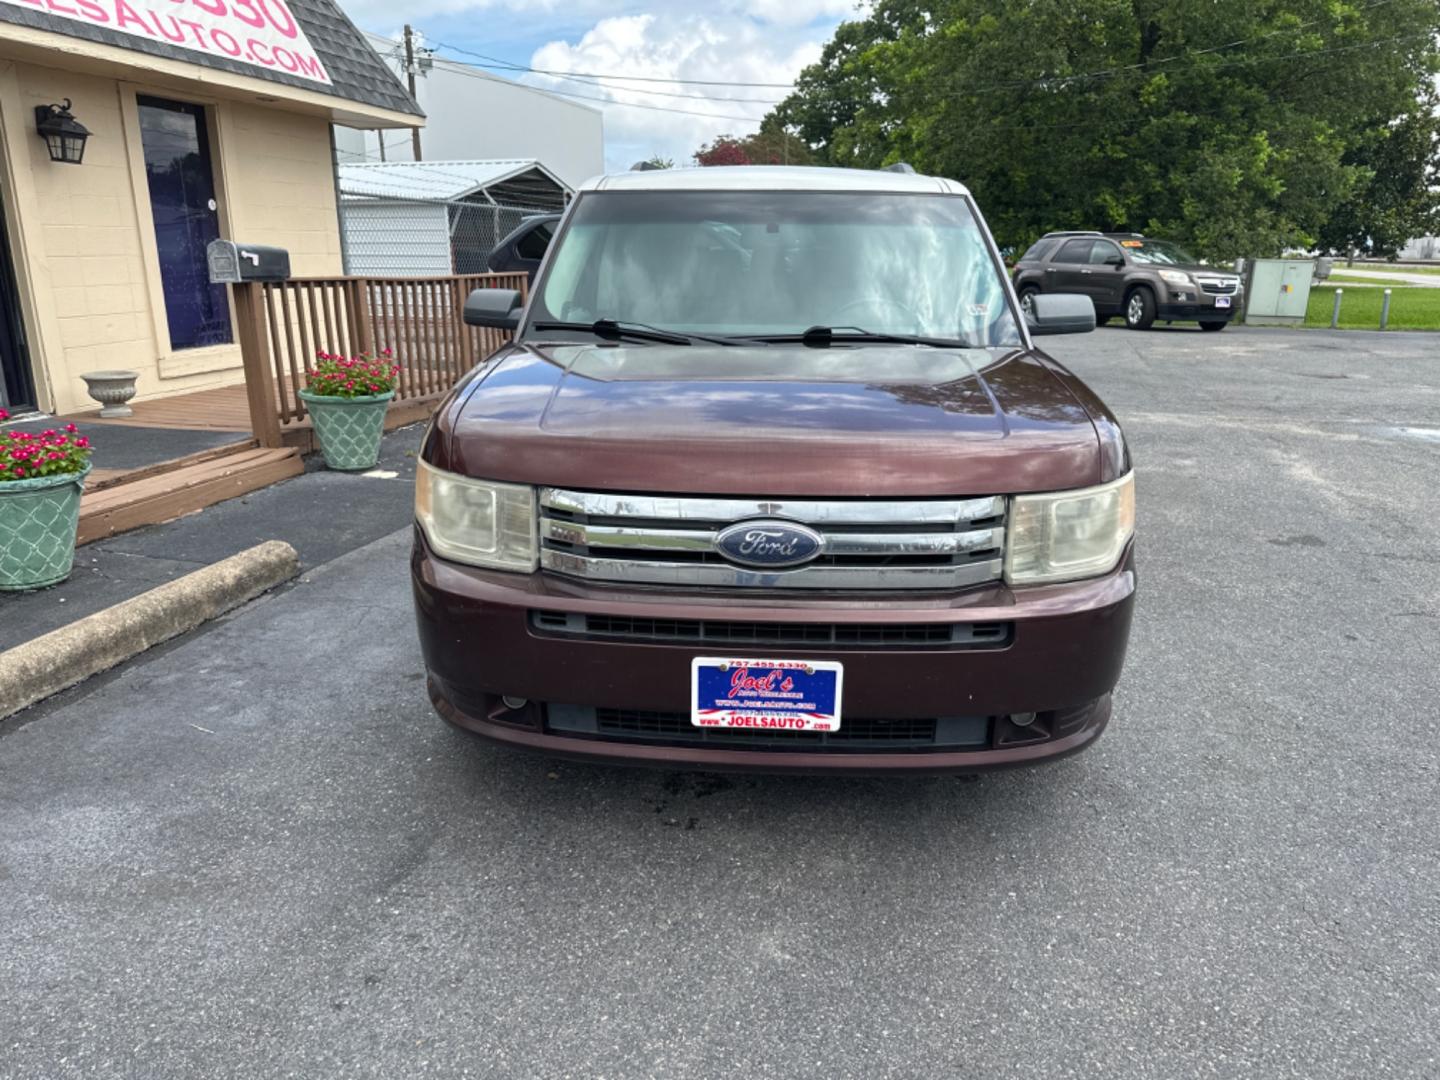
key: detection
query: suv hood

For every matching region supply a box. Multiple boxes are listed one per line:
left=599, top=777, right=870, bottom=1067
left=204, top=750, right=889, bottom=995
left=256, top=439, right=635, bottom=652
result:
left=441, top=343, right=1107, bottom=496
left=1170, top=261, right=1239, bottom=279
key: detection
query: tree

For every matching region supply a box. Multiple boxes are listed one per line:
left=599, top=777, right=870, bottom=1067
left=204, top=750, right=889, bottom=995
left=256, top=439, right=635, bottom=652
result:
left=695, top=135, right=751, bottom=166
left=1317, top=88, right=1440, bottom=259
left=765, top=0, right=1440, bottom=260
left=693, top=130, right=817, bottom=166
left=742, top=127, right=815, bottom=165
left=640, top=155, right=675, bottom=170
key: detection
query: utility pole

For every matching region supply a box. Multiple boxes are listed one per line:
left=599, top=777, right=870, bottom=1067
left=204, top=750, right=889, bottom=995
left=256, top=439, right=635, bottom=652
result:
left=377, top=132, right=386, bottom=162
left=404, top=24, right=422, bottom=161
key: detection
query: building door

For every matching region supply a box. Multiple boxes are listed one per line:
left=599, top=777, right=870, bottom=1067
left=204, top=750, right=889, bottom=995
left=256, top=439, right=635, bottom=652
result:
left=136, top=97, right=232, bottom=350
left=0, top=185, right=36, bottom=413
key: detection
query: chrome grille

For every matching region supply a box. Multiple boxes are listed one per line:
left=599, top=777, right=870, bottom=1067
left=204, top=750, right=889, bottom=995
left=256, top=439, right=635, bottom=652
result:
left=1196, top=276, right=1239, bottom=295
left=538, top=489, right=1006, bottom=590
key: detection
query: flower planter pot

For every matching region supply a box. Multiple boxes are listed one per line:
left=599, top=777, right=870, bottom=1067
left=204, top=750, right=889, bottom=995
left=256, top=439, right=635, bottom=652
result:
left=80, top=369, right=140, bottom=418
left=298, top=389, right=394, bottom=471
left=0, top=464, right=91, bottom=591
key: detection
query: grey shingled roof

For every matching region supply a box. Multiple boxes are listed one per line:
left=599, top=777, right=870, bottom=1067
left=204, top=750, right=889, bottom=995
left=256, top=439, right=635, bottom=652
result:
left=0, top=0, right=422, bottom=118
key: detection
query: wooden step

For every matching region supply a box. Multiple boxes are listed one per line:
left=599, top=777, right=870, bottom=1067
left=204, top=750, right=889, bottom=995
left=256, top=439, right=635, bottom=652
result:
left=78, top=446, right=303, bottom=545
left=86, top=438, right=261, bottom=494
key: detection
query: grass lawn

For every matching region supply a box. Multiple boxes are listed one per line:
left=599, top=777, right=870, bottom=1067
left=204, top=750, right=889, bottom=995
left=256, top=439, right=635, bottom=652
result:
left=1306, top=284, right=1440, bottom=330
left=1330, top=265, right=1440, bottom=278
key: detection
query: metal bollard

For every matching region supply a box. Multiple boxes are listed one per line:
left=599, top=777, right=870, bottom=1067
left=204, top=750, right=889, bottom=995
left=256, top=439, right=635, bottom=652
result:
left=1380, top=288, right=1392, bottom=330
left=1331, top=288, right=1343, bottom=328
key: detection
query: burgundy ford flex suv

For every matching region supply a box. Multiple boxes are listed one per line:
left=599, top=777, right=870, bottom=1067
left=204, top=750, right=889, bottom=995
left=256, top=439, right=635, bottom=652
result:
left=412, top=166, right=1136, bottom=774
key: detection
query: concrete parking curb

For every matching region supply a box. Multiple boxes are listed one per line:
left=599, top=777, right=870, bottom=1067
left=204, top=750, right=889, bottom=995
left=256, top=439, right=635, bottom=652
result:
left=0, top=540, right=300, bottom=720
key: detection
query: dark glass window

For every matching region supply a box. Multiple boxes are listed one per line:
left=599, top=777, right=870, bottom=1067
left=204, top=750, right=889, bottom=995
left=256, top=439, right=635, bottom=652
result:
left=137, top=97, right=231, bottom=350
left=1054, top=239, right=1094, bottom=263
left=1089, top=241, right=1124, bottom=264
left=516, top=222, right=554, bottom=261
left=1019, top=238, right=1056, bottom=263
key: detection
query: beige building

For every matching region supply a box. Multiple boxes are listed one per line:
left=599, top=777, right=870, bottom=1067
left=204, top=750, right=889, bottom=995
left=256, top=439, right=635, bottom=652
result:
left=0, top=0, right=422, bottom=417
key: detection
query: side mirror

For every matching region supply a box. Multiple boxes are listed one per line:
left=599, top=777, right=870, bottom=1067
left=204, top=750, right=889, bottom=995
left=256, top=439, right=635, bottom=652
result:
left=1105, top=255, right=1125, bottom=267
left=1027, top=292, right=1095, bottom=336
left=463, top=288, right=523, bottom=330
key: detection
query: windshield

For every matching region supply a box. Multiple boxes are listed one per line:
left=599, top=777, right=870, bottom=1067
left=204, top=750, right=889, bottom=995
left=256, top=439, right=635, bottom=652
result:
left=529, top=190, right=1021, bottom=347
left=1123, top=239, right=1200, bottom=266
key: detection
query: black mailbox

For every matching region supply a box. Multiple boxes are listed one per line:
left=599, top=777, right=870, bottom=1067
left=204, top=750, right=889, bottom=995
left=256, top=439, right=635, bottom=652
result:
left=206, top=240, right=291, bottom=284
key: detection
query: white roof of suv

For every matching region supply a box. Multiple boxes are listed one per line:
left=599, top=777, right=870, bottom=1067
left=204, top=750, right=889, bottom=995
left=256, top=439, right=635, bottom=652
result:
left=582, top=165, right=971, bottom=196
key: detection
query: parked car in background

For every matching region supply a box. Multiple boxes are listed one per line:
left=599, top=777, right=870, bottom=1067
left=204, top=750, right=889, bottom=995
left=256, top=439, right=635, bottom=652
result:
left=415, top=166, right=1136, bottom=775
left=487, top=214, right=560, bottom=286
left=1013, top=232, right=1243, bottom=331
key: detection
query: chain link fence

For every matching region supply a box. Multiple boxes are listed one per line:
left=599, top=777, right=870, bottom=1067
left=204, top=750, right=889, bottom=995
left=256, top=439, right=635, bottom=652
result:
left=338, top=194, right=552, bottom=278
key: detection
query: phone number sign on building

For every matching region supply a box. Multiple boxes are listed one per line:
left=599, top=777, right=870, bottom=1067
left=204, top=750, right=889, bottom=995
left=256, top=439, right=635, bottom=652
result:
left=4, top=0, right=331, bottom=85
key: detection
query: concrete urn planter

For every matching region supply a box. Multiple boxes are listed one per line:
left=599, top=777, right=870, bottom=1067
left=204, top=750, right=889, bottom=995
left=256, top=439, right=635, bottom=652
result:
left=0, top=464, right=91, bottom=590
left=80, top=370, right=140, bottom=418
left=297, top=389, right=394, bottom=471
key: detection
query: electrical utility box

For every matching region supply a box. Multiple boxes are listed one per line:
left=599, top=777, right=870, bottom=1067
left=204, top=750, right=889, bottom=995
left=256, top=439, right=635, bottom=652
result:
left=1245, top=258, right=1315, bottom=325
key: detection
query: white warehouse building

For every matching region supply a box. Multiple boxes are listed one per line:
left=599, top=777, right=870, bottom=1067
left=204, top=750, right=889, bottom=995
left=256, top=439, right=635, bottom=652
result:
left=332, top=33, right=604, bottom=189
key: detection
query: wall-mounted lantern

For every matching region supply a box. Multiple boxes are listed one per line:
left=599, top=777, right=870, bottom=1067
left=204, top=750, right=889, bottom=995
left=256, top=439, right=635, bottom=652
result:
left=34, top=100, right=90, bottom=164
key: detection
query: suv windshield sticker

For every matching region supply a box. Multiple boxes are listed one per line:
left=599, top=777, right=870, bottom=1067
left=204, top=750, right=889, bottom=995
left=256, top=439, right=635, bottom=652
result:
left=1121, top=240, right=1143, bottom=247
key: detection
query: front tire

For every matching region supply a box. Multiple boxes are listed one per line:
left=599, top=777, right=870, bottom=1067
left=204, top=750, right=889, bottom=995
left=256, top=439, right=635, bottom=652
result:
left=1124, top=288, right=1156, bottom=330
left=1199, top=320, right=1227, bottom=332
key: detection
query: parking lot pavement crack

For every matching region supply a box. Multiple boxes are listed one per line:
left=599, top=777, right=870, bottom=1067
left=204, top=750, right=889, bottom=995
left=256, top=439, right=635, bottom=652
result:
left=97, top=548, right=211, bottom=568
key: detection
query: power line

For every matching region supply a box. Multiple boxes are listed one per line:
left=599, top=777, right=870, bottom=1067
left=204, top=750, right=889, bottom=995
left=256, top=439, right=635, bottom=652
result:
left=424, top=0, right=1413, bottom=104
left=430, top=40, right=798, bottom=88
left=382, top=15, right=1432, bottom=129
left=425, top=54, right=770, bottom=122
left=420, top=49, right=785, bottom=105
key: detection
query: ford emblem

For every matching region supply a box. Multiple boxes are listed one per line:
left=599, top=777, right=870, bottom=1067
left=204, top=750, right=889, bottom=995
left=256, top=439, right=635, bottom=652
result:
left=714, top=520, right=824, bottom=569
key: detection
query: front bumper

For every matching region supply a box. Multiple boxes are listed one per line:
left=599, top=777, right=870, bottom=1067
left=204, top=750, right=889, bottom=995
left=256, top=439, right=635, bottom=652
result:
left=412, top=528, right=1136, bottom=774
left=1159, top=293, right=1239, bottom=321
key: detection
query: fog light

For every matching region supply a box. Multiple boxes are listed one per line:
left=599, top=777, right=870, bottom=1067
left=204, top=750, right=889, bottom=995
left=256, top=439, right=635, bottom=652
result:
left=502, top=696, right=528, bottom=710
left=1010, top=711, right=1037, bottom=728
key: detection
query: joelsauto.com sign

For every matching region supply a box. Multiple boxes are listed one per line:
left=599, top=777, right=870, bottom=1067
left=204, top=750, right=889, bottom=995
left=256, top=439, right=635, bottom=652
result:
left=4, top=0, right=331, bottom=85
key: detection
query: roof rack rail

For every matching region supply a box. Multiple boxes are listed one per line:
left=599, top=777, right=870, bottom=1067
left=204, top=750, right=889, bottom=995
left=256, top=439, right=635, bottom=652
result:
left=1043, top=230, right=1103, bottom=237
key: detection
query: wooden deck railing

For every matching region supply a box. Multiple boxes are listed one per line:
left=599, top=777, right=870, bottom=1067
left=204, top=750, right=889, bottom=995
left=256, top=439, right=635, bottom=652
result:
left=233, top=272, right=529, bottom=447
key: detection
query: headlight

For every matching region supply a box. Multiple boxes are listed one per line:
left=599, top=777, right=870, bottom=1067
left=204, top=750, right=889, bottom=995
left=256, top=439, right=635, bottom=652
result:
left=1005, top=472, right=1135, bottom=586
left=1158, top=269, right=1191, bottom=286
left=415, top=459, right=537, bottom=571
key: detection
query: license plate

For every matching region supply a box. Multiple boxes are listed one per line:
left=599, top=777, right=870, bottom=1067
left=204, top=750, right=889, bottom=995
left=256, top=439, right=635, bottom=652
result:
left=1215, top=296, right=1232, bottom=308
left=691, top=658, right=843, bottom=733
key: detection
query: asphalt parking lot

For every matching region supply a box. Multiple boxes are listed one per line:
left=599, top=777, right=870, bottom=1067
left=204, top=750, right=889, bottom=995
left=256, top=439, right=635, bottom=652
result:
left=2, top=325, right=1437, bottom=1079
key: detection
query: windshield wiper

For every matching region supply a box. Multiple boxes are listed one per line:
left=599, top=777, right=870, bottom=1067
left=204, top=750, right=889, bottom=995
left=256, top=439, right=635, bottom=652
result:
left=529, top=319, right=746, bottom=346
left=741, top=325, right=976, bottom=349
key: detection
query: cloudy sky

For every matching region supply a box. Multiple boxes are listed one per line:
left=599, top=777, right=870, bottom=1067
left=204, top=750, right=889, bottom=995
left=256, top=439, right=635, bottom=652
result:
left=344, top=0, right=857, bottom=170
